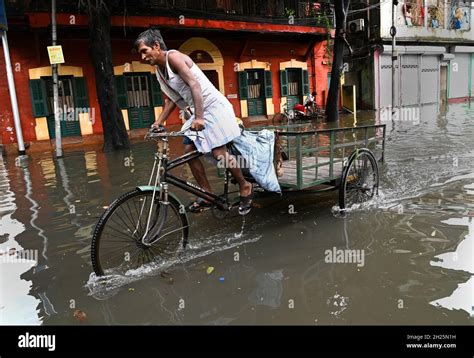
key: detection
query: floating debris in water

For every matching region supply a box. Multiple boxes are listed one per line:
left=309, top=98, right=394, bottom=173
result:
left=160, top=271, right=171, bottom=278
left=73, top=309, right=87, bottom=323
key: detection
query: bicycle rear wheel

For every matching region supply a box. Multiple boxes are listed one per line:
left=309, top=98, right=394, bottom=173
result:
left=91, top=188, right=188, bottom=276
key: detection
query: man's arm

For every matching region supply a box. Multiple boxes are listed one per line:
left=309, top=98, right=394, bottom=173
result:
left=152, top=97, right=176, bottom=128
left=168, top=51, right=205, bottom=130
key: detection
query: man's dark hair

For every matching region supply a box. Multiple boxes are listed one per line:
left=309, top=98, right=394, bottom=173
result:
left=134, top=28, right=167, bottom=51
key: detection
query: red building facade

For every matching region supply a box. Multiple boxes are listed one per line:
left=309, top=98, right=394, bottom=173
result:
left=0, top=1, right=333, bottom=150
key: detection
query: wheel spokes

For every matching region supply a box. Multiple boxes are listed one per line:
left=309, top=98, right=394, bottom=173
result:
left=344, top=153, right=377, bottom=208
left=96, top=192, right=184, bottom=275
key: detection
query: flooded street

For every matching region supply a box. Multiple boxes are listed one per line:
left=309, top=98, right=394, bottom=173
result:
left=1, top=103, right=473, bottom=325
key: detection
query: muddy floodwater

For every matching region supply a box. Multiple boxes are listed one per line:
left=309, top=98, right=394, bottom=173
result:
left=1, top=103, right=473, bottom=325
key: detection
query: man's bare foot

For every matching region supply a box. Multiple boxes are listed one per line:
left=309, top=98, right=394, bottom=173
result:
left=239, top=181, right=253, bottom=216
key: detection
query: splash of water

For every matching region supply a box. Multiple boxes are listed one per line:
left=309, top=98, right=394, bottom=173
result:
left=85, top=228, right=260, bottom=299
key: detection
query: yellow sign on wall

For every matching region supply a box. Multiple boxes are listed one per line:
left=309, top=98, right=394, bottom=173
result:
left=47, top=46, right=65, bottom=65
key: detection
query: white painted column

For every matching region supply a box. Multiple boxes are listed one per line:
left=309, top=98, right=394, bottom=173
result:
left=1, top=30, right=25, bottom=154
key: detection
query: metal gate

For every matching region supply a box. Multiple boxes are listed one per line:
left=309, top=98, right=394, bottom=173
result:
left=400, top=55, right=419, bottom=106
left=449, top=53, right=470, bottom=99
left=420, top=55, right=439, bottom=104
left=379, top=54, right=399, bottom=108
left=379, top=53, right=441, bottom=108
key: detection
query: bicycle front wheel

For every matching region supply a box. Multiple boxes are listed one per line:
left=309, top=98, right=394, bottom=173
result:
left=91, top=189, right=188, bottom=276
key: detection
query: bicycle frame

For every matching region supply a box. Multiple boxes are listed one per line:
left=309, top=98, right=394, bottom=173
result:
left=140, top=135, right=231, bottom=245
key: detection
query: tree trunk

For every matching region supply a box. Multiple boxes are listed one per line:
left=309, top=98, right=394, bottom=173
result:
left=326, top=0, right=350, bottom=122
left=88, top=3, right=130, bottom=151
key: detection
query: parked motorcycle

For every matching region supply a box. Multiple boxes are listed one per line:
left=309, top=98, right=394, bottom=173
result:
left=272, top=93, right=324, bottom=126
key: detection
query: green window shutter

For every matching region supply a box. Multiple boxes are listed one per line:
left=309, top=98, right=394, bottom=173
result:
left=29, top=79, right=48, bottom=117
left=62, top=120, right=81, bottom=137
left=149, top=73, right=163, bottom=106
left=128, top=108, right=140, bottom=129
left=280, top=70, right=288, bottom=97
left=141, top=107, right=154, bottom=128
left=238, top=71, right=248, bottom=100
left=302, top=69, right=309, bottom=95
left=115, top=75, right=128, bottom=109
left=264, top=71, right=273, bottom=98
left=73, top=77, right=89, bottom=109
left=247, top=100, right=256, bottom=116
left=47, top=116, right=80, bottom=138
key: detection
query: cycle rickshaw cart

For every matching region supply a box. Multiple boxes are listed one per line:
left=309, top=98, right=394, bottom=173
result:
left=91, top=123, right=386, bottom=276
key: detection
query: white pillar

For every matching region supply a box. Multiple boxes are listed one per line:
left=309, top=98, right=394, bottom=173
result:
left=1, top=30, right=25, bottom=154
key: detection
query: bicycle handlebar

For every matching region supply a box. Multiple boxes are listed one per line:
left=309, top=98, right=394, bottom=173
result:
left=145, top=122, right=204, bottom=140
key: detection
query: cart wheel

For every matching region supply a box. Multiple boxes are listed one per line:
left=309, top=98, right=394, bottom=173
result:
left=339, top=148, right=379, bottom=212
left=272, top=112, right=289, bottom=126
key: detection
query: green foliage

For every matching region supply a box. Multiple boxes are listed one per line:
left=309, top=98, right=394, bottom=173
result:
left=284, top=7, right=295, bottom=18
left=313, top=9, right=334, bottom=67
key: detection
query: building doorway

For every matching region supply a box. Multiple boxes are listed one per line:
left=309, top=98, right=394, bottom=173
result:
left=44, top=76, right=81, bottom=138
left=125, top=73, right=154, bottom=129
left=286, top=68, right=303, bottom=110
left=246, top=69, right=266, bottom=116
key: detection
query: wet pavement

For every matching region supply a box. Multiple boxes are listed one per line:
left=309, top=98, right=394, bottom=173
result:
left=0, top=103, right=473, bottom=325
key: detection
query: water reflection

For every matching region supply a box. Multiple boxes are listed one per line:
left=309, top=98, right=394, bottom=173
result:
left=0, top=155, right=41, bottom=325
left=430, top=181, right=474, bottom=315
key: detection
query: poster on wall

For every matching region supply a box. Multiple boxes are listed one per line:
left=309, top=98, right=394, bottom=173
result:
left=47, top=45, right=65, bottom=65
left=450, top=1, right=471, bottom=30
left=427, top=0, right=445, bottom=28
